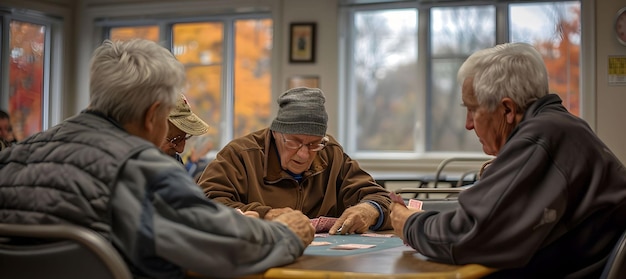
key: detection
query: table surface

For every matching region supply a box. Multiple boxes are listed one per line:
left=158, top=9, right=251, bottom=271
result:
left=239, top=233, right=495, bottom=279
left=305, top=233, right=403, bottom=256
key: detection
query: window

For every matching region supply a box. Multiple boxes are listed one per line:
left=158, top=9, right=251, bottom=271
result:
left=342, top=1, right=581, bottom=158
left=0, top=10, right=62, bottom=141
left=233, top=19, right=273, bottom=139
left=172, top=22, right=224, bottom=147
left=350, top=8, right=418, bottom=153
left=510, top=2, right=581, bottom=115
left=104, top=15, right=272, bottom=151
left=110, top=26, right=159, bottom=42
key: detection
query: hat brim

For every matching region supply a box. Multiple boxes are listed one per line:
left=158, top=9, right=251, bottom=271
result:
left=169, top=115, right=210, bottom=136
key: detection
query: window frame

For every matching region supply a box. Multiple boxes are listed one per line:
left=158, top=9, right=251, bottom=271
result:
left=0, top=7, right=64, bottom=138
left=98, top=12, right=272, bottom=154
left=339, top=0, right=590, bottom=172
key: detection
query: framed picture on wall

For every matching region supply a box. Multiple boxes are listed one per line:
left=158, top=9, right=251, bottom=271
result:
left=287, top=75, right=320, bottom=89
left=289, top=22, right=316, bottom=63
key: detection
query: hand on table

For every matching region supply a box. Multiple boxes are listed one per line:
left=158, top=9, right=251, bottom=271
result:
left=264, top=207, right=295, bottom=220
left=243, top=211, right=260, bottom=218
left=329, top=202, right=379, bottom=235
left=236, top=208, right=260, bottom=218
left=390, top=203, right=423, bottom=241
left=273, top=210, right=315, bottom=247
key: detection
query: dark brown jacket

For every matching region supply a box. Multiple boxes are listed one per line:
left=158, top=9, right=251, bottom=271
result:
left=198, top=128, right=391, bottom=230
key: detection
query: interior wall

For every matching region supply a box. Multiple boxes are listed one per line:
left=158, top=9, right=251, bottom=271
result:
left=595, top=0, right=626, bottom=163
left=278, top=0, right=339, bottom=136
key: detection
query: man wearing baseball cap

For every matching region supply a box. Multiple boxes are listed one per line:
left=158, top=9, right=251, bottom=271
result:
left=160, top=93, right=210, bottom=164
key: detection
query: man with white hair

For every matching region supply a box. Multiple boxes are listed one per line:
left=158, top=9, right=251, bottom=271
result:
left=0, top=39, right=314, bottom=279
left=391, top=42, right=626, bottom=278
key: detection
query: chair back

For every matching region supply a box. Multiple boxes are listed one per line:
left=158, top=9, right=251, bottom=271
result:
left=0, top=223, right=132, bottom=279
left=433, top=156, right=492, bottom=188
left=601, top=229, right=626, bottom=279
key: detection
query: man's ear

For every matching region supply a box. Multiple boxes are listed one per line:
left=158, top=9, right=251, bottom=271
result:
left=501, top=98, right=517, bottom=124
left=144, top=102, right=162, bottom=133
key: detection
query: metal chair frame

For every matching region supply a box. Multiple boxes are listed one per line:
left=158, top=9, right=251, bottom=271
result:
left=0, top=223, right=132, bottom=279
left=600, top=229, right=626, bottom=279
left=432, top=156, right=492, bottom=188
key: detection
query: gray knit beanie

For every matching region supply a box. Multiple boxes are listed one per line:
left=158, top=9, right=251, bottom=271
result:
left=270, top=87, right=328, bottom=137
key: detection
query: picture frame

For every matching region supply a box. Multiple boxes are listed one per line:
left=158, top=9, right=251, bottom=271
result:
left=289, top=22, right=316, bottom=63
left=287, top=75, right=320, bottom=89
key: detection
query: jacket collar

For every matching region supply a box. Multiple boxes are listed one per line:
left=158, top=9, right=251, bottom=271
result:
left=507, top=94, right=565, bottom=143
left=523, top=94, right=566, bottom=120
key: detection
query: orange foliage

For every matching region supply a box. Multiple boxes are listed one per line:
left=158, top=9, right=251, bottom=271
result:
left=173, top=22, right=224, bottom=143
left=233, top=19, right=272, bottom=138
left=109, top=19, right=273, bottom=144
left=110, top=26, right=159, bottom=43
left=8, top=20, right=45, bottom=140
left=536, top=6, right=580, bottom=116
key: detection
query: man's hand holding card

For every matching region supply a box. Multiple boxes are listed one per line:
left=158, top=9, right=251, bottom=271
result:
left=389, top=193, right=424, bottom=241
left=390, top=192, right=423, bottom=210
left=389, top=192, right=407, bottom=208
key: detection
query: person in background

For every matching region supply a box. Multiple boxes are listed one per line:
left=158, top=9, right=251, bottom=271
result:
left=390, top=42, right=626, bottom=278
left=184, top=135, right=214, bottom=180
left=0, top=110, right=16, bottom=151
left=159, top=93, right=210, bottom=165
left=198, top=87, right=392, bottom=234
left=0, top=39, right=314, bottom=279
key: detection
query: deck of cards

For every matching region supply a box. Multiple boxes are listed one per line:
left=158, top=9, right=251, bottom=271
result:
left=310, top=216, right=338, bottom=233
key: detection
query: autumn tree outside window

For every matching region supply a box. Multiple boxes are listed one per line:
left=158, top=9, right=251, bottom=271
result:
left=342, top=0, right=581, bottom=156
left=107, top=15, right=272, bottom=154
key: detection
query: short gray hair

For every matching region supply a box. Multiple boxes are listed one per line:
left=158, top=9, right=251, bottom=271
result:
left=88, top=39, right=186, bottom=125
left=457, top=42, right=549, bottom=112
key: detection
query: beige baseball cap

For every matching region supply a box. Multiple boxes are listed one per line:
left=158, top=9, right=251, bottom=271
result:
left=169, top=94, right=210, bottom=136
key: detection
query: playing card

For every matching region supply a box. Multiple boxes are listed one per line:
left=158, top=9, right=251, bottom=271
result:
left=408, top=198, right=423, bottom=210
left=361, top=233, right=394, bottom=238
left=389, top=192, right=407, bottom=208
left=331, top=244, right=376, bottom=250
left=309, top=241, right=332, bottom=246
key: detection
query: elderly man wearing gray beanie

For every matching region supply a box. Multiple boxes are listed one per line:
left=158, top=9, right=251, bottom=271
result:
left=198, top=87, right=392, bottom=234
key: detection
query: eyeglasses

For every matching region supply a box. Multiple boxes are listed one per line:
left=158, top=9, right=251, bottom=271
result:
left=166, top=134, right=192, bottom=147
left=280, top=133, right=328, bottom=152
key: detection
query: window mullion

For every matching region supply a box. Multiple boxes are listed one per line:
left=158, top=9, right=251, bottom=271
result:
left=222, top=18, right=235, bottom=144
